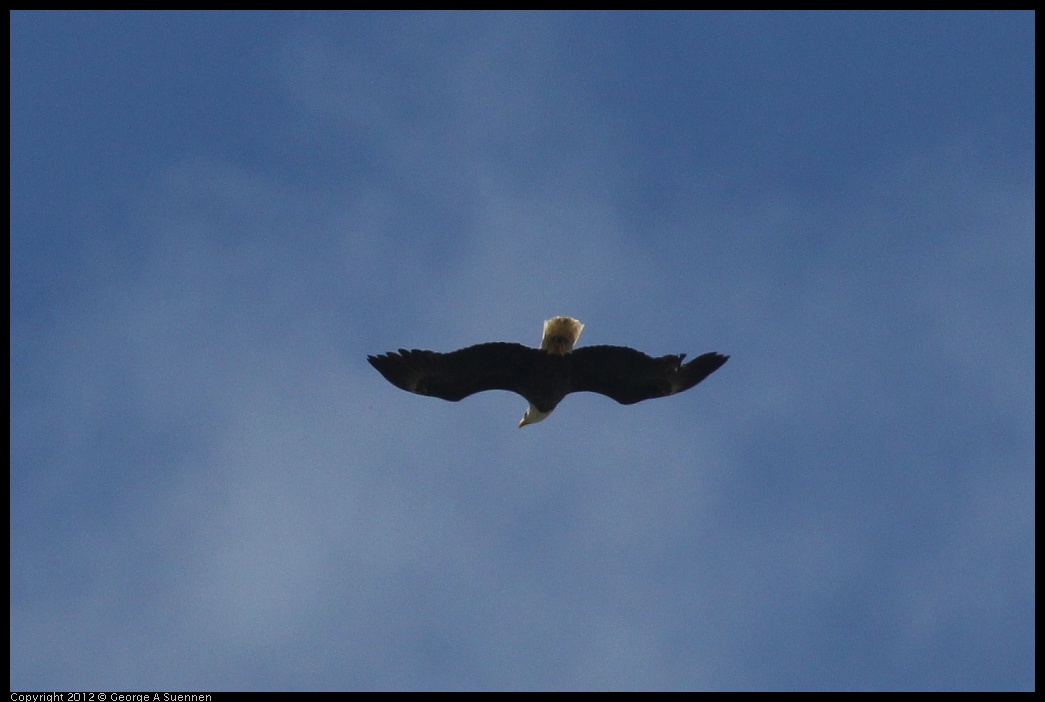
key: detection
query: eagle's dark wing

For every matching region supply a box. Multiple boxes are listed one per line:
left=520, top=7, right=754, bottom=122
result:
left=568, top=345, right=729, bottom=405
left=368, top=342, right=549, bottom=403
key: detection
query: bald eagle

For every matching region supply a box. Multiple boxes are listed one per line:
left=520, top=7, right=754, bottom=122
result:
left=368, top=316, right=728, bottom=427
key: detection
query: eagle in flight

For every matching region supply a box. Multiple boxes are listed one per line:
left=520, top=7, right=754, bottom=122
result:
left=368, top=316, right=728, bottom=427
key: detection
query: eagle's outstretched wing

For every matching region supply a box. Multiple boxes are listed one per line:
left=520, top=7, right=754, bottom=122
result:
left=568, top=345, right=728, bottom=405
left=368, top=342, right=549, bottom=403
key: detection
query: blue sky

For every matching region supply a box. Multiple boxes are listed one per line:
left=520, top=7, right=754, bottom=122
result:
left=10, top=11, right=1034, bottom=691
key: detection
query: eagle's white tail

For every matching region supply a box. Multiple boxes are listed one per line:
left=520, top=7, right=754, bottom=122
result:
left=540, top=316, right=584, bottom=355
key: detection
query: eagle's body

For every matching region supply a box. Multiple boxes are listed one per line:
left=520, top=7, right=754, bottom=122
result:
left=367, top=316, right=728, bottom=427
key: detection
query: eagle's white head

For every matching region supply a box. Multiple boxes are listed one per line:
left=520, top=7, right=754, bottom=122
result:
left=519, top=404, right=552, bottom=428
